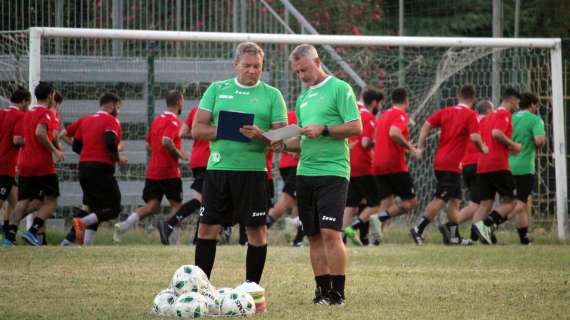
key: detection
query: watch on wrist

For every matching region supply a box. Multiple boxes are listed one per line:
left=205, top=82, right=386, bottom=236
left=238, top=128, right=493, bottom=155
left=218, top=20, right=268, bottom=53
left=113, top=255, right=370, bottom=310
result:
left=322, top=125, right=330, bottom=137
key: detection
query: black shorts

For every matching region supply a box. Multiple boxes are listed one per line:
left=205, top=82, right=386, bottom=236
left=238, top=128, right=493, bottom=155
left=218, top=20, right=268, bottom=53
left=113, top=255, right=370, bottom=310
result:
left=78, top=162, right=121, bottom=213
left=376, top=172, right=416, bottom=200
left=434, top=171, right=462, bottom=201
left=296, top=175, right=348, bottom=236
left=462, top=164, right=481, bottom=203
left=142, top=178, right=183, bottom=203
left=279, top=167, right=297, bottom=198
left=200, top=170, right=268, bottom=227
left=267, top=179, right=275, bottom=208
left=513, top=174, right=534, bottom=202
left=475, top=171, right=516, bottom=201
left=0, top=175, right=16, bottom=201
left=191, top=167, right=206, bottom=194
left=18, top=174, right=60, bottom=200
left=346, top=175, right=381, bottom=207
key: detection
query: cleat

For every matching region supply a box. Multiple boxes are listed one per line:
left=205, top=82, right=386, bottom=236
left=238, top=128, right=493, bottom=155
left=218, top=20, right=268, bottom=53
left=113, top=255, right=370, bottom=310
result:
left=470, top=224, right=480, bottom=242
left=343, top=226, right=362, bottom=246
left=72, top=218, right=86, bottom=245
left=157, top=220, right=171, bottom=245
left=292, top=240, right=303, bottom=247
left=410, top=227, right=424, bottom=246
left=312, top=287, right=330, bottom=305
left=438, top=224, right=451, bottom=245
left=473, top=221, right=492, bottom=245
left=113, top=223, right=126, bottom=243
left=369, top=216, right=382, bottom=245
left=1, top=239, right=15, bottom=247
left=22, top=231, right=41, bottom=246
left=327, top=290, right=345, bottom=306
left=490, top=228, right=498, bottom=244
left=449, top=237, right=474, bottom=246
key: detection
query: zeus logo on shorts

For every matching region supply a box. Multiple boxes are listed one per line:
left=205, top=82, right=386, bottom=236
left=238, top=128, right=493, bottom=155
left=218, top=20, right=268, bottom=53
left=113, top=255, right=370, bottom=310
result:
left=199, top=206, right=205, bottom=216
left=251, top=212, right=266, bottom=217
left=322, top=216, right=336, bottom=222
left=0, top=187, right=6, bottom=196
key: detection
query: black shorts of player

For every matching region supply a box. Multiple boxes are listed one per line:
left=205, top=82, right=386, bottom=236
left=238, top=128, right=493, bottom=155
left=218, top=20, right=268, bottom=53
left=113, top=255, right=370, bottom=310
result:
left=191, top=167, right=206, bottom=194
left=296, top=175, right=348, bottom=236
left=476, top=170, right=516, bottom=201
left=18, top=174, right=60, bottom=201
left=0, top=175, right=17, bottom=201
left=279, top=167, right=297, bottom=198
left=434, top=171, right=462, bottom=202
left=346, top=175, right=381, bottom=207
left=142, top=178, right=183, bottom=203
left=78, top=162, right=121, bottom=214
left=200, top=170, right=268, bottom=227
left=376, top=172, right=416, bottom=200
left=462, top=164, right=481, bottom=204
left=513, top=174, right=534, bottom=202
left=266, top=179, right=275, bottom=208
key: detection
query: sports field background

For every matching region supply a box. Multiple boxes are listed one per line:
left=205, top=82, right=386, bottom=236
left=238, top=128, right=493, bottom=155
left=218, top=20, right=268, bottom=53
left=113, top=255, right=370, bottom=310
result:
left=1, top=228, right=569, bottom=320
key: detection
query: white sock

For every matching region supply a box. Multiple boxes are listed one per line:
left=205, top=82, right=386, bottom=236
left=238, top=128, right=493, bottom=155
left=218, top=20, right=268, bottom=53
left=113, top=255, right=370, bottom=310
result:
left=120, top=212, right=140, bottom=231
left=169, top=227, right=181, bottom=245
left=61, top=239, right=73, bottom=246
left=84, top=229, right=97, bottom=245
left=81, top=213, right=98, bottom=227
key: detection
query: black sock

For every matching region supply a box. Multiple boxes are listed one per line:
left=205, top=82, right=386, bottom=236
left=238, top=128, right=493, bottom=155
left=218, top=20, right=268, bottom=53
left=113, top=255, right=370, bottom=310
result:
left=266, top=215, right=275, bottom=227
left=330, top=275, right=346, bottom=298
left=168, top=199, right=200, bottom=228
left=377, top=210, right=391, bottom=222
left=447, top=222, right=459, bottom=238
left=3, top=220, right=9, bottom=235
left=415, top=216, right=430, bottom=235
left=37, top=232, right=47, bottom=245
left=315, top=275, right=331, bottom=294
left=351, top=218, right=363, bottom=230
left=29, top=217, right=45, bottom=235
left=517, top=227, right=530, bottom=244
left=470, top=224, right=478, bottom=241
left=192, top=221, right=199, bottom=245
left=64, top=227, right=76, bottom=242
left=246, top=244, right=267, bottom=284
left=239, top=224, right=247, bottom=245
left=195, top=238, right=217, bottom=279
left=359, top=221, right=370, bottom=244
left=483, top=210, right=505, bottom=227
left=293, top=225, right=304, bottom=243
left=6, top=224, right=17, bottom=242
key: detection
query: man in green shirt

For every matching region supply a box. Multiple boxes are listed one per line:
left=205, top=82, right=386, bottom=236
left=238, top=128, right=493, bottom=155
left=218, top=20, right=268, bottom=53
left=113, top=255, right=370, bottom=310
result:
left=192, top=41, right=288, bottom=284
left=274, top=44, right=361, bottom=305
left=508, top=92, right=545, bottom=244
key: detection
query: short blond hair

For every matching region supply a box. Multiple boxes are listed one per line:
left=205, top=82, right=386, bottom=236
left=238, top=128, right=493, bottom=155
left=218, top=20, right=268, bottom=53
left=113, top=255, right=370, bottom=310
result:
left=235, top=42, right=264, bottom=62
left=289, top=44, right=319, bottom=62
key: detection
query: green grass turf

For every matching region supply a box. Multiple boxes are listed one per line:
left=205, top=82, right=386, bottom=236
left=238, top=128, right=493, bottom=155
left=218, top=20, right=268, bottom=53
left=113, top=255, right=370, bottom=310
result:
left=1, top=227, right=569, bottom=319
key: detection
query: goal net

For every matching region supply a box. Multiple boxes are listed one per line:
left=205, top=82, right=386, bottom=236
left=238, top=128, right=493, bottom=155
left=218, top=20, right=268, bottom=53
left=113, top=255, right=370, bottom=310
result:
left=1, top=28, right=566, bottom=238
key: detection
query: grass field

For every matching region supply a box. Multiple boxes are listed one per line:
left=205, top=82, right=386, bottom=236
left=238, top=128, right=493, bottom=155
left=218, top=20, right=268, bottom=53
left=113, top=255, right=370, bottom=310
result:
left=1, top=228, right=569, bottom=319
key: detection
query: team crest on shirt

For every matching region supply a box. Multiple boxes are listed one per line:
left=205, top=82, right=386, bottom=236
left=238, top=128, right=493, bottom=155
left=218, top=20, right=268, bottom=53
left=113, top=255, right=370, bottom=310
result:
left=211, top=152, right=221, bottom=162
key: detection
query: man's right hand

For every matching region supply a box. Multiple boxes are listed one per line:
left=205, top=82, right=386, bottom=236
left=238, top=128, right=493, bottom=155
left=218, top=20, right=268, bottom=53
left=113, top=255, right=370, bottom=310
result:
left=119, top=155, right=128, bottom=167
left=509, top=143, right=522, bottom=155
left=54, top=150, right=65, bottom=162
left=270, top=140, right=285, bottom=153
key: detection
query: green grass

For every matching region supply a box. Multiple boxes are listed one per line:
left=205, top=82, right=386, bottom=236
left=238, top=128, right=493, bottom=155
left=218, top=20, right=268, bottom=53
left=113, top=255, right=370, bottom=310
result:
left=1, top=227, right=570, bottom=319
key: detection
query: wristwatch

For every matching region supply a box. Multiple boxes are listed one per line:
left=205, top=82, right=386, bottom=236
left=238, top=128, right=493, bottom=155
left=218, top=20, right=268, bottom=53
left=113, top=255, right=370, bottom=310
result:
left=322, top=125, right=330, bottom=137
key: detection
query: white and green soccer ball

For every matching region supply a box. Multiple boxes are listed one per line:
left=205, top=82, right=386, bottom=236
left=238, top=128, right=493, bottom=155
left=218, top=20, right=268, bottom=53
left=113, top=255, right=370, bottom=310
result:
left=174, top=292, right=207, bottom=318
left=151, top=288, right=177, bottom=317
left=170, top=265, right=210, bottom=296
left=219, top=288, right=256, bottom=317
left=199, top=287, right=222, bottom=316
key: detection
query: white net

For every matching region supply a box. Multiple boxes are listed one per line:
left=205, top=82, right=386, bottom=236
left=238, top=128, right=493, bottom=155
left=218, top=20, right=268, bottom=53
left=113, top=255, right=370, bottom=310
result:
left=0, top=31, right=559, bottom=230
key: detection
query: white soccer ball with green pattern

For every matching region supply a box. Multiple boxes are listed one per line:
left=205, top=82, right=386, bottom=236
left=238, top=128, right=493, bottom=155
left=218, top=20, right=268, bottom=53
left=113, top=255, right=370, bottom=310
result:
left=199, top=287, right=222, bottom=316
left=219, top=288, right=256, bottom=316
left=170, top=265, right=210, bottom=296
left=151, top=288, right=177, bottom=317
left=174, top=292, right=207, bottom=318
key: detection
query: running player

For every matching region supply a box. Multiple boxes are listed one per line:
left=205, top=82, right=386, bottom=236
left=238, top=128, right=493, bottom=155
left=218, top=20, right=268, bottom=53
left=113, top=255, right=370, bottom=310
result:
left=0, top=88, right=31, bottom=240
left=71, top=93, right=127, bottom=245
left=471, top=88, right=522, bottom=244
left=193, top=42, right=287, bottom=285
left=4, top=82, right=64, bottom=246
left=410, top=84, right=487, bottom=245
left=114, top=90, right=186, bottom=243
left=342, top=87, right=384, bottom=246
left=371, top=88, right=421, bottom=231
left=507, top=92, right=545, bottom=245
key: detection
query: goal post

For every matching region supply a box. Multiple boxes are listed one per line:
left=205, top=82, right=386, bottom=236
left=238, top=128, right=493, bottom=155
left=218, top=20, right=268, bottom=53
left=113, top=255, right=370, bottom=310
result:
left=26, top=27, right=567, bottom=240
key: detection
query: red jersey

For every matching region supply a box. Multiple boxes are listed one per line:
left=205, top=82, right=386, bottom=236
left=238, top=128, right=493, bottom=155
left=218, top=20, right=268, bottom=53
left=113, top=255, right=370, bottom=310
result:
left=0, top=106, right=25, bottom=177
left=266, top=151, right=273, bottom=180
left=461, top=115, right=488, bottom=167
left=349, top=104, right=376, bottom=177
left=75, top=111, right=122, bottom=166
left=426, top=104, right=479, bottom=173
left=65, top=116, right=88, bottom=138
left=17, top=105, right=59, bottom=177
left=279, top=111, right=299, bottom=169
left=477, top=107, right=512, bottom=173
left=373, top=107, right=409, bottom=175
left=185, top=107, right=210, bottom=169
left=146, top=111, right=182, bottom=180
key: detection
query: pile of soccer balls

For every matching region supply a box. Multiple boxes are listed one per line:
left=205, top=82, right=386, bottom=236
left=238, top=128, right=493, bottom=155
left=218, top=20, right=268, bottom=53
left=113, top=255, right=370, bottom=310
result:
left=151, top=265, right=258, bottom=318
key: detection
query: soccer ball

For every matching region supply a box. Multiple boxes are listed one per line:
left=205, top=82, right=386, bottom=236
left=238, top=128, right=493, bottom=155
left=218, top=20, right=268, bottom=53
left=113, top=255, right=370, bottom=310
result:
left=219, top=288, right=256, bottom=316
left=174, top=292, right=207, bottom=318
left=151, top=288, right=177, bottom=317
left=170, top=265, right=210, bottom=296
left=199, top=287, right=222, bottom=316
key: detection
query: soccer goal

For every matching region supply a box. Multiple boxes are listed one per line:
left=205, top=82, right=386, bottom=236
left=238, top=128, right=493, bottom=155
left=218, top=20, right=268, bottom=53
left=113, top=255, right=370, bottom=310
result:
left=5, top=27, right=567, bottom=239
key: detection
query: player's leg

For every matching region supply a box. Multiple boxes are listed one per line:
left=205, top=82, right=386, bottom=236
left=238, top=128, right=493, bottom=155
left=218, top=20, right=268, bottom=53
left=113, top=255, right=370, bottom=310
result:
left=508, top=174, right=533, bottom=245
left=1, top=178, right=17, bottom=239
left=290, top=204, right=305, bottom=246
left=22, top=175, right=59, bottom=246
left=343, top=176, right=380, bottom=245
left=160, top=179, right=184, bottom=245
left=477, top=171, right=517, bottom=244
left=266, top=192, right=295, bottom=227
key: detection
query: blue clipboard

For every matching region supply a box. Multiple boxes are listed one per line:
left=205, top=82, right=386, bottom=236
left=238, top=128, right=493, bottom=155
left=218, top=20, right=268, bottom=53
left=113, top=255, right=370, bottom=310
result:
left=216, top=110, right=255, bottom=143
